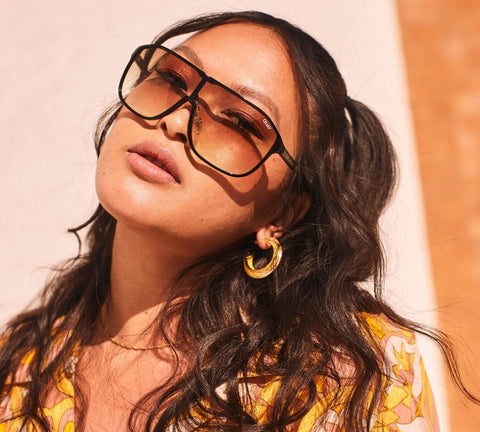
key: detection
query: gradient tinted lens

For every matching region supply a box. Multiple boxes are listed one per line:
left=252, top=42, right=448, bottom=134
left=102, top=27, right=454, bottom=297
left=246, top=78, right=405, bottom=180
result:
left=190, top=81, right=277, bottom=175
left=120, top=46, right=278, bottom=175
left=120, top=46, right=202, bottom=118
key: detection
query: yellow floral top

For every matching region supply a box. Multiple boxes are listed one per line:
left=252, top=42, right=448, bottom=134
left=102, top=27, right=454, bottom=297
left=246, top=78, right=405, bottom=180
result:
left=0, top=314, right=439, bottom=431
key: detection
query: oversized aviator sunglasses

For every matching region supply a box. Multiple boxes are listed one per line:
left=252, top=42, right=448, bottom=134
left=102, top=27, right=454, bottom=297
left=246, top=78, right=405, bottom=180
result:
left=118, top=44, right=297, bottom=177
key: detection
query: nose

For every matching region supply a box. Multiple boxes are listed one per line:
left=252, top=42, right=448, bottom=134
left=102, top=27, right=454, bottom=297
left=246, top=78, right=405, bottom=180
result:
left=158, top=105, right=191, bottom=144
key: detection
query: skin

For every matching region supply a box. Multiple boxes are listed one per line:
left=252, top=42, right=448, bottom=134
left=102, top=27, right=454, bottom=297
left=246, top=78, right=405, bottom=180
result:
left=79, top=22, right=310, bottom=430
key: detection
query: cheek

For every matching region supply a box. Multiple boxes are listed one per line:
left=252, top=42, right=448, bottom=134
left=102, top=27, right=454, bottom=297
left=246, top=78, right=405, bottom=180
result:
left=94, top=131, right=140, bottom=222
left=95, top=147, right=123, bottom=218
left=93, top=115, right=287, bottom=246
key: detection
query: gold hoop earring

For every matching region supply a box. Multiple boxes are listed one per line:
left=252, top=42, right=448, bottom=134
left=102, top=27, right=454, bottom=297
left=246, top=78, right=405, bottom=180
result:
left=243, top=238, right=282, bottom=279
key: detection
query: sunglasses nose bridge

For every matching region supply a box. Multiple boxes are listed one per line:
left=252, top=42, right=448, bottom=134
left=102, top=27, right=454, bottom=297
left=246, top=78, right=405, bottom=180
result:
left=188, top=76, right=207, bottom=104
left=183, top=77, right=208, bottom=132
left=152, top=79, right=204, bottom=123
left=154, top=78, right=207, bottom=140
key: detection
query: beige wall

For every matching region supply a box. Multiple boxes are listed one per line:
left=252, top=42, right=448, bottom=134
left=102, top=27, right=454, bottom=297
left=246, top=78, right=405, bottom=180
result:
left=396, top=1, right=480, bottom=429
left=0, top=0, right=449, bottom=427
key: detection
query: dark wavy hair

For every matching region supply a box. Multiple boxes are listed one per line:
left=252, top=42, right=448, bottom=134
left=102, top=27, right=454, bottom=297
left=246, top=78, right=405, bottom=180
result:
left=0, top=10, right=477, bottom=432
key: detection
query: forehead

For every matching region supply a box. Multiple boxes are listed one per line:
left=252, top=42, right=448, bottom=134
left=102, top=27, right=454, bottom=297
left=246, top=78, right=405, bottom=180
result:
left=181, top=23, right=299, bottom=136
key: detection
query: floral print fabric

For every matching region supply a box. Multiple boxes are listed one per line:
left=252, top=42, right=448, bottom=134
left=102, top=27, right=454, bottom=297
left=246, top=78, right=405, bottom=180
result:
left=0, top=314, right=439, bottom=431
left=236, top=314, right=439, bottom=431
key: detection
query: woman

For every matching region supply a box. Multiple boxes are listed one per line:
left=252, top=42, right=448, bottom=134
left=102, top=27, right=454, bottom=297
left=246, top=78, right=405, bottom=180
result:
left=0, top=10, right=471, bottom=432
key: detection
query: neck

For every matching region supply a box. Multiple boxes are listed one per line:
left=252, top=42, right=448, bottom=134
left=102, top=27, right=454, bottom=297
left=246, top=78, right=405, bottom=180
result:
left=104, top=222, right=193, bottom=339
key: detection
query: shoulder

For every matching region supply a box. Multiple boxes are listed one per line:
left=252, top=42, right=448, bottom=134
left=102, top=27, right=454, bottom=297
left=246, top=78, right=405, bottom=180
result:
left=363, top=313, right=440, bottom=432
left=295, top=313, right=440, bottom=431
left=0, top=345, right=35, bottom=430
left=240, top=313, right=439, bottom=431
left=0, top=321, right=77, bottom=431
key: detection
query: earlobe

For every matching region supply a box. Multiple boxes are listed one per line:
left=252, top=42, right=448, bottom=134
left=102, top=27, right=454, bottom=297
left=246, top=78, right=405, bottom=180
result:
left=255, top=226, right=279, bottom=250
left=255, top=191, right=311, bottom=249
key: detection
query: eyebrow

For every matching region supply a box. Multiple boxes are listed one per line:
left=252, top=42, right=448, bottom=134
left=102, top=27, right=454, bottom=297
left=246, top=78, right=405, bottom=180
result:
left=175, top=46, right=204, bottom=69
left=230, top=84, right=280, bottom=125
left=175, top=45, right=281, bottom=125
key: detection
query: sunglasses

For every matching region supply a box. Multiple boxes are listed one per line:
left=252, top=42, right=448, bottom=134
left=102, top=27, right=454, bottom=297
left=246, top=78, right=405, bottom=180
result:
left=118, top=44, right=297, bottom=177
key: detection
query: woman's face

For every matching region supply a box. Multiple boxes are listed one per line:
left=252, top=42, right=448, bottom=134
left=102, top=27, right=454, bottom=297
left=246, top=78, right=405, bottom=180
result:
left=96, top=22, right=301, bottom=262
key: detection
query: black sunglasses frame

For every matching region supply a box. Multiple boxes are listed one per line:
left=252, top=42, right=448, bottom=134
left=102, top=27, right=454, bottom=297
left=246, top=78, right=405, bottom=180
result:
left=118, top=44, right=297, bottom=178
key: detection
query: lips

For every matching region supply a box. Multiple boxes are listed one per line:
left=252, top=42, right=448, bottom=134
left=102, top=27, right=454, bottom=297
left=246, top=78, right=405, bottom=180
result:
left=126, top=142, right=181, bottom=184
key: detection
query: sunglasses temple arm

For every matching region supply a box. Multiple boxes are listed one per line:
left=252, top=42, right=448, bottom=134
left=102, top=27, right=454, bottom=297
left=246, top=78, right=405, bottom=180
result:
left=279, top=148, right=297, bottom=170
